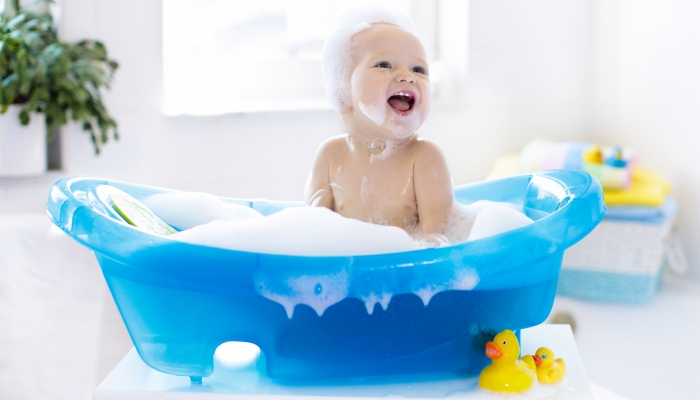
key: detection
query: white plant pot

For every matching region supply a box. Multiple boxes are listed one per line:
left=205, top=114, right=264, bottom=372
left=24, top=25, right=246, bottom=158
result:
left=0, top=105, right=47, bottom=177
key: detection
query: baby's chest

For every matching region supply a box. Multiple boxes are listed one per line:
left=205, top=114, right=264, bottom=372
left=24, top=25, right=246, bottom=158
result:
left=329, top=164, right=416, bottom=212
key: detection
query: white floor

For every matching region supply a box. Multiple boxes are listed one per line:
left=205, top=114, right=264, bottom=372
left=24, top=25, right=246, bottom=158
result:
left=1, top=211, right=696, bottom=399
left=549, top=274, right=700, bottom=400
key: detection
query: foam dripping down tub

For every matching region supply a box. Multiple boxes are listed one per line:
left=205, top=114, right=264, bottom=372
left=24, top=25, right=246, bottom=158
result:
left=46, top=170, right=604, bottom=381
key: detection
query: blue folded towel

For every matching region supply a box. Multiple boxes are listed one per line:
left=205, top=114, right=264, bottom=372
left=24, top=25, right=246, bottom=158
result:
left=605, top=198, right=676, bottom=224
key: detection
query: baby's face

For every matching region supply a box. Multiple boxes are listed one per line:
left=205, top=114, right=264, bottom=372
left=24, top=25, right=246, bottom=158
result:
left=347, top=24, right=430, bottom=141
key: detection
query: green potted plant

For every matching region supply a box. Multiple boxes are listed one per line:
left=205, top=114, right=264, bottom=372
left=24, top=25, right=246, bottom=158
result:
left=0, top=0, right=118, bottom=176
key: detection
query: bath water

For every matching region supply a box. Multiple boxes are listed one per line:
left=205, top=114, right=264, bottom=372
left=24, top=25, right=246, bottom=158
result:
left=100, top=251, right=559, bottom=379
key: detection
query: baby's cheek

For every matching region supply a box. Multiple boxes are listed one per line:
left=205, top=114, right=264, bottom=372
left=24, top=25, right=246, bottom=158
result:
left=419, top=97, right=431, bottom=120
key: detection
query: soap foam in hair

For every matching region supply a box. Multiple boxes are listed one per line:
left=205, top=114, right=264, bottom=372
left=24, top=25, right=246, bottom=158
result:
left=321, top=5, right=418, bottom=112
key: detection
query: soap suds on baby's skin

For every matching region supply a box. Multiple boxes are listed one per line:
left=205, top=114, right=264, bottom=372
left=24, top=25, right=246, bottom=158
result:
left=358, top=101, right=386, bottom=127
left=369, top=137, right=412, bottom=163
left=360, top=176, right=369, bottom=203
left=400, top=172, right=413, bottom=196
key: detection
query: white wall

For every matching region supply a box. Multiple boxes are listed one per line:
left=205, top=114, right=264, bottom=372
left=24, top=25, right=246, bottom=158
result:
left=430, top=0, right=594, bottom=181
left=589, top=0, right=700, bottom=281
left=58, top=0, right=594, bottom=193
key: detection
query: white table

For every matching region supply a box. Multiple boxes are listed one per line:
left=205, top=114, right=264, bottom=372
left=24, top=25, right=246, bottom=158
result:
left=95, top=324, right=596, bottom=399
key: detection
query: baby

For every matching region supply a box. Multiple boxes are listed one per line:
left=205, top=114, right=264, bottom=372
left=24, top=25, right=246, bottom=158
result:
left=306, top=7, right=454, bottom=245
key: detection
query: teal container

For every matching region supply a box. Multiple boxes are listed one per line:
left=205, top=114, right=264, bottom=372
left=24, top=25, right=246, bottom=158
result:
left=46, top=171, right=605, bottom=381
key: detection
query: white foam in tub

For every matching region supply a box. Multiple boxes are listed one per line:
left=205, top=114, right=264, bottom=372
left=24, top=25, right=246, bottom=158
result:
left=144, top=193, right=531, bottom=317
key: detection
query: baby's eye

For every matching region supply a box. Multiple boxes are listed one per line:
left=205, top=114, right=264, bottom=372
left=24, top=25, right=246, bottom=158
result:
left=376, top=62, right=391, bottom=68
left=412, top=66, right=425, bottom=74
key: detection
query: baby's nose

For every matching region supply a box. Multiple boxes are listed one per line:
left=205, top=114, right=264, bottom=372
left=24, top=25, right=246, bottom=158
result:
left=396, top=72, right=415, bottom=84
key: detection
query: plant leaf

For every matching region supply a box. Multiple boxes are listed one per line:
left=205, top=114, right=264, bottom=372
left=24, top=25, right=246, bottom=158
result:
left=2, top=7, right=118, bottom=152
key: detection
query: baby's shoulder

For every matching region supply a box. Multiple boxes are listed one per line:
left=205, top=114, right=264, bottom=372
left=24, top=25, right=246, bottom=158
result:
left=314, top=135, right=348, bottom=159
left=407, top=136, right=446, bottom=162
left=319, top=135, right=348, bottom=152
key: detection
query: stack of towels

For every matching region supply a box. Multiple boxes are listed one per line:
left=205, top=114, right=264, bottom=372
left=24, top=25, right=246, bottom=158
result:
left=486, top=139, right=686, bottom=302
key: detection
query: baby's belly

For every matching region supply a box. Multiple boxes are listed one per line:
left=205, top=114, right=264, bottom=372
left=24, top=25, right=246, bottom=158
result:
left=335, top=202, right=419, bottom=233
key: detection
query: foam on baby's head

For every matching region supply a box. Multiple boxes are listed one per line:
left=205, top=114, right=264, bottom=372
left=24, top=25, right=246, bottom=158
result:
left=321, top=5, right=418, bottom=112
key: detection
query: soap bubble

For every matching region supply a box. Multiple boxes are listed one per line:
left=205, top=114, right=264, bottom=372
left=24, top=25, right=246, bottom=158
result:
left=369, top=137, right=412, bottom=163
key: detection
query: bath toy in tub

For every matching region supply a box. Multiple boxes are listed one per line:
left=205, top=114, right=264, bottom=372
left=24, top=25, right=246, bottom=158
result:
left=97, top=185, right=177, bottom=235
left=46, top=170, right=605, bottom=381
left=479, top=329, right=536, bottom=393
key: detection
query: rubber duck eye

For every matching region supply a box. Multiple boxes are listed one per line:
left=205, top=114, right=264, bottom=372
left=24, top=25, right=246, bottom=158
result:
left=542, top=354, right=547, bottom=358
left=502, top=340, right=507, bottom=345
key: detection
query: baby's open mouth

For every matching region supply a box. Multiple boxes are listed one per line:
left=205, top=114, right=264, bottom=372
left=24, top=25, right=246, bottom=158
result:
left=387, top=91, right=415, bottom=113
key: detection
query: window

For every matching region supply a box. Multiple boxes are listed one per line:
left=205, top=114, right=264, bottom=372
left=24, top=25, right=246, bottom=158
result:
left=162, top=0, right=467, bottom=116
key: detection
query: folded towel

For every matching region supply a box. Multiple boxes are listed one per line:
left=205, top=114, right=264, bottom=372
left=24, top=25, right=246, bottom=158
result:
left=603, top=167, right=670, bottom=207
left=605, top=198, right=677, bottom=224
left=486, top=155, right=670, bottom=207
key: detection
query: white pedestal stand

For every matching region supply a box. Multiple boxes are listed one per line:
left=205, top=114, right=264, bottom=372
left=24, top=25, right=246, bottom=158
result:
left=0, top=105, right=46, bottom=177
left=95, top=325, right=597, bottom=400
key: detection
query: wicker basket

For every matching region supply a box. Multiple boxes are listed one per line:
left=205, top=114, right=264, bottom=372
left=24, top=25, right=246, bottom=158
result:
left=558, top=202, right=686, bottom=303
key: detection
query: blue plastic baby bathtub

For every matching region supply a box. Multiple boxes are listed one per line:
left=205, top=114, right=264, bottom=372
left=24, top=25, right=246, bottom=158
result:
left=46, top=170, right=604, bottom=381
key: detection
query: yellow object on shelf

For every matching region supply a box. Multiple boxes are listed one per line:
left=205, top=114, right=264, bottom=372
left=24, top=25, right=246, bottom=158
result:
left=603, top=167, right=670, bottom=207
left=582, top=145, right=604, bottom=164
left=485, top=155, right=670, bottom=207
left=478, top=330, right=536, bottom=394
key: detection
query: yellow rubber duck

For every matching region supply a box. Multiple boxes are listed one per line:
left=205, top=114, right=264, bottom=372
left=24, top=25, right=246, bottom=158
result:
left=478, top=330, right=535, bottom=393
left=519, top=352, right=538, bottom=373
left=583, top=145, right=603, bottom=164
left=532, top=347, right=566, bottom=383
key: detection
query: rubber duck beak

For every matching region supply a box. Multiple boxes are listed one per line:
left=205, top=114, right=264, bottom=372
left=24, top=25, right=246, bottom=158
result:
left=485, top=341, right=503, bottom=359
left=533, top=354, right=543, bottom=366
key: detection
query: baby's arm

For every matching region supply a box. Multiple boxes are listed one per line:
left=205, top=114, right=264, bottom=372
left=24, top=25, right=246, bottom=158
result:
left=412, top=139, right=454, bottom=235
left=304, top=138, right=335, bottom=209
